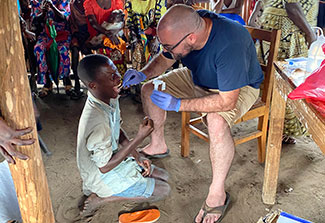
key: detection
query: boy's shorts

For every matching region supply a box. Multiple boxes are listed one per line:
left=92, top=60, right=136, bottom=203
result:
left=111, top=165, right=156, bottom=198
left=154, top=67, right=260, bottom=127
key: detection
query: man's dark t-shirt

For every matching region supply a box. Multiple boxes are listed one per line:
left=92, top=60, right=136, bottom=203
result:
left=164, top=10, right=263, bottom=91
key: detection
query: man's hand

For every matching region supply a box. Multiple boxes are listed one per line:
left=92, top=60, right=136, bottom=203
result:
left=122, top=69, right=147, bottom=88
left=136, top=117, right=154, bottom=141
left=136, top=156, right=152, bottom=177
left=0, top=119, right=35, bottom=164
left=150, top=90, right=181, bottom=112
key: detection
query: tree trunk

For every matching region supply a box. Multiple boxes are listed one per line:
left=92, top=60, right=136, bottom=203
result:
left=0, top=1, right=55, bottom=222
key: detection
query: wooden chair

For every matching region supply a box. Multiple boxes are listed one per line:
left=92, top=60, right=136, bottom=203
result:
left=181, top=27, right=281, bottom=163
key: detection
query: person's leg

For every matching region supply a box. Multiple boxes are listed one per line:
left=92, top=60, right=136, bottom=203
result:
left=141, top=68, right=195, bottom=155
left=81, top=178, right=170, bottom=216
left=150, top=166, right=169, bottom=182
left=194, top=113, right=234, bottom=223
left=71, top=45, right=80, bottom=92
left=141, top=82, right=168, bottom=155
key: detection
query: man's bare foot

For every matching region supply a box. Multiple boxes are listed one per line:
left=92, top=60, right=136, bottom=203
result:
left=80, top=194, right=102, bottom=217
left=194, top=193, right=226, bottom=223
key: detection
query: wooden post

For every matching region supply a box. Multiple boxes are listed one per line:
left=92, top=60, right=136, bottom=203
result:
left=0, top=1, right=55, bottom=222
left=262, top=76, right=286, bottom=205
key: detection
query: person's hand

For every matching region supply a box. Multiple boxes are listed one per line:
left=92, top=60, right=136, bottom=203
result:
left=122, top=69, right=147, bottom=88
left=25, top=30, right=36, bottom=41
left=150, top=90, right=181, bottom=112
left=0, top=119, right=35, bottom=164
left=41, top=0, right=50, bottom=12
left=105, top=30, right=120, bottom=45
left=136, top=117, right=154, bottom=141
left=306, top=31, right=317, bottom=47
left=136, top=156, right=152, bottom=177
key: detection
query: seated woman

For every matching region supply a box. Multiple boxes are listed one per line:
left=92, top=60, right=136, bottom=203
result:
left=211, top=0, right=245, bottom=25
left=83, top=0, right=127, bottom=75
left=31, top=0, right=72, bottom=98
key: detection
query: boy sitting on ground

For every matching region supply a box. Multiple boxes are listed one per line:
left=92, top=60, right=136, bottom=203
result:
left=77, top=54, right=170, bottom=216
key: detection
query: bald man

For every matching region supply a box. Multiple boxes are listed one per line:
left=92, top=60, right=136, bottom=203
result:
left=122, top=5, right=263, bottom=223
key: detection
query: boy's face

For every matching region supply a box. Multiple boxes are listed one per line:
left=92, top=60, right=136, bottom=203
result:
left=90, top=63, right=121, bottom=101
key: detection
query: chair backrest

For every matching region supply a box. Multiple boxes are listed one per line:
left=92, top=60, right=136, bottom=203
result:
left=245, top=27, right=281, bottom=108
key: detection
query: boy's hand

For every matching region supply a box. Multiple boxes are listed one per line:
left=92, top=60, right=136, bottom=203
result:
left=136, top=117, right=154, bottom=140
left=137, top=156, right=152, bottom=177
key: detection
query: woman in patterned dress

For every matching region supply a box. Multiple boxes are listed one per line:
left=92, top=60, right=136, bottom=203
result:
left=249, top=0, right=318, bottom=142
left=31, top=0, right=72, bottom=97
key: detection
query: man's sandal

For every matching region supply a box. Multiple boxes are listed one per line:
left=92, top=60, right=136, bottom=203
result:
left=194, top=192, right=231, bottom=223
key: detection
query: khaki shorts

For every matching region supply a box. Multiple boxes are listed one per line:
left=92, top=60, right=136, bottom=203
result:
left=152, top=67, right=260, bottom=127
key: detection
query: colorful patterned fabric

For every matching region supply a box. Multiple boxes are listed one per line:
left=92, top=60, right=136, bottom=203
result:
left=125, top=0, right=167, bottom=68
left=31, top=0, right=71, bottom=84
left=259, top=0, right=318, bottom=60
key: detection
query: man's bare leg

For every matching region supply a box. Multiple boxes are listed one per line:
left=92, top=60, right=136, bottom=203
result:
left=195, top=113, right=235, bottom=223
left=141, top=83, right=168, bottom=155
left=81, top=179, right=170, bottom=216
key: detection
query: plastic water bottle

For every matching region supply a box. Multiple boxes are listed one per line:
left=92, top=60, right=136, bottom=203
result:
left=306, top=27, right=325, bottom=72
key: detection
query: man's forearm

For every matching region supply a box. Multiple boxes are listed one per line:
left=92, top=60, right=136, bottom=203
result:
left=141, top=52, right=175, bottom=79
left=179, top=93, right=237, bottom=113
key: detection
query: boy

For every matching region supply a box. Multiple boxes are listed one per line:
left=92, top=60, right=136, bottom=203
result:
left=77, top=54, right=170, bottom=216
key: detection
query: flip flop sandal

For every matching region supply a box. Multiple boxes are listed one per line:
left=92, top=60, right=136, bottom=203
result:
left=194, top=192, right=231, bottom=223
left=282, top=135, right=296, bottom=144
left=139, top=149, right=170, bottom=159
left=38, top=87, right=53, bottom=98
left=69, top=89, right=84, bottom=100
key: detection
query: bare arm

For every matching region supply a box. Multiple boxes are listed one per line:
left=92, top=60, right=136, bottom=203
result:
left=141, top=52, right=176, bottom=79
left=211, top=0, right=224, bottom=13
left=179, top=89, right=240, bottom=112
left=285, top=2, right=316, bottom=45
left=248, top=0, right=263, bottom=27
left=47, top=1, right=66, bottom=20
left=99, top=118, right=153, bottom=174
left=87, top=14, right=107, bottom=35
left=220, top=0, right=245, bottom=14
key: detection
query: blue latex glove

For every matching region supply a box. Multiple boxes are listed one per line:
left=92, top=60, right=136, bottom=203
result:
left=122, top=69, right=147, bottom=87
left=150, top=90, right=181, bottom=112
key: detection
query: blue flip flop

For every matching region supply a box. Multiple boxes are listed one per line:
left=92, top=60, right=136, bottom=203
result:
left=140, top=149, right=170, bottom=159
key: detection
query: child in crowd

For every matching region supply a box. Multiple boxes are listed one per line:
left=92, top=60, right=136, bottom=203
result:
left=76, top=54, right=170, bottom=216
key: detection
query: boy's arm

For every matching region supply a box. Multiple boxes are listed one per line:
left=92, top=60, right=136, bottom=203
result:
left=99, top=117, right=154, bottom=174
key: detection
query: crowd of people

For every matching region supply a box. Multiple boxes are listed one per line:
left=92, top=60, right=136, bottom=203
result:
left=1, top=0, right=324, bottom=222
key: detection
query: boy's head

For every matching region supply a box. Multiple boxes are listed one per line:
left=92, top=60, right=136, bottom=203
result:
left=78, top=54, right=121, bottom=102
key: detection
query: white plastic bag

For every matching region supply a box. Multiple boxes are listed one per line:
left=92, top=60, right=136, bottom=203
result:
left=306, top=27, right=325, bottom=72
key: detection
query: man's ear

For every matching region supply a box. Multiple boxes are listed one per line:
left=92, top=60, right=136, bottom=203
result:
left=88, top=82, right=96, bottom=90
left=188, top=33, right=197, bottom=44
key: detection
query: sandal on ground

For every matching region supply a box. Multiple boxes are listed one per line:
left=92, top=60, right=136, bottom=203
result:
left=38, top=87, right=53, bottom=98
left=194, top=192, right=231, bottom=223
left=70, top=89, right=84, bottom=100
left=282, top=135, right=296, bottom=144
left=65, top=85, right=73, bottom=96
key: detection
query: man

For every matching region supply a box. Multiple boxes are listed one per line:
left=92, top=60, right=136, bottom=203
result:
left=122, top=5, right=263, bottom=222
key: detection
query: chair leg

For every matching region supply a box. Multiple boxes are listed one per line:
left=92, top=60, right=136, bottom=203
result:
left=181, top=112, right=191, bottom=157
left=257, top=113, right=268, bottom=163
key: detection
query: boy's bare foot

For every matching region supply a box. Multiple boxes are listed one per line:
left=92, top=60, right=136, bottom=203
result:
left=80, top=194, right=102, bottom=217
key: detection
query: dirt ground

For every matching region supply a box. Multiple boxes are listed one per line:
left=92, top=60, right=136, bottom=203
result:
left=36, top=87, right=325, bottom=223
